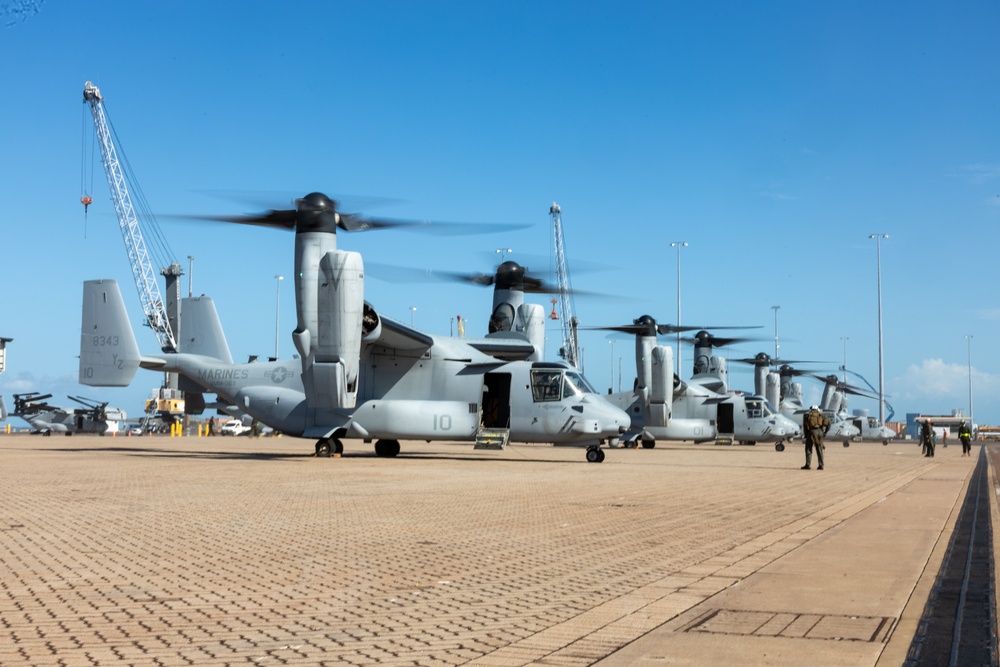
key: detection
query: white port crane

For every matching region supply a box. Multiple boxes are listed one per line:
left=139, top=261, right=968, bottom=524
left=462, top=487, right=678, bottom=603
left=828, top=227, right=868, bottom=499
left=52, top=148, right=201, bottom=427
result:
left=550, top=202, right=579, bottom=368
left=83, top=81, right=177, bottom=352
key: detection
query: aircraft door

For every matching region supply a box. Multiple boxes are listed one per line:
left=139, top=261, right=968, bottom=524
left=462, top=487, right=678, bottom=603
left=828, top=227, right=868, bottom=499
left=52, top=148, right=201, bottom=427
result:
left=717, top=403, right=734, bottom=435
left=482, top=373, right=512, bottom=428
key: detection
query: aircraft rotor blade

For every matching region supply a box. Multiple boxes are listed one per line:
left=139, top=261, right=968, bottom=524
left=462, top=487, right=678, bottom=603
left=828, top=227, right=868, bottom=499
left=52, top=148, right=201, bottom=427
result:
left=185, top=191, right=530, bottom=236
left=683, top=334, right=765, bottom=348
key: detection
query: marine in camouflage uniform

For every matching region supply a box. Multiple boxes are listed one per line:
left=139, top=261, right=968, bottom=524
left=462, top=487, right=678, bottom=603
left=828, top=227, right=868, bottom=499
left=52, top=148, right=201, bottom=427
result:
left=802, top=407, right=830, bottom=470
left=920, top=420, right=935, bottom=457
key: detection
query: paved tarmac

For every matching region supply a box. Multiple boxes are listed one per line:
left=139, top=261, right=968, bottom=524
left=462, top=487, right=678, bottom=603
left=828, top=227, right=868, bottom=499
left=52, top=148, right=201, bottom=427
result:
left=0, top=433, right=991, bottom=666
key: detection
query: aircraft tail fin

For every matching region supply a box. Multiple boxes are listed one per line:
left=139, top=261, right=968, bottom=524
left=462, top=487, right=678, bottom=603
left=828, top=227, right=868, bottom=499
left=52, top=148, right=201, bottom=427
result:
left=180, top=296, right=234, bottom=363
left=79, top=279, right=141, bottom=387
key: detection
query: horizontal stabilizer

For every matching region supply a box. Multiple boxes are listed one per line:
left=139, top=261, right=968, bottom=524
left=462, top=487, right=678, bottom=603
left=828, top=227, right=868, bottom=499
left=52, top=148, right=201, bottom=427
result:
left=79, top=279, right=141, bottom=387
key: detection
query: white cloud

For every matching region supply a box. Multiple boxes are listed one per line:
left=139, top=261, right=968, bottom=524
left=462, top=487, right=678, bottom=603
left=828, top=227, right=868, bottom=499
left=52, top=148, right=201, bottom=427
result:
left=890, top=358, right=1000, bottom=403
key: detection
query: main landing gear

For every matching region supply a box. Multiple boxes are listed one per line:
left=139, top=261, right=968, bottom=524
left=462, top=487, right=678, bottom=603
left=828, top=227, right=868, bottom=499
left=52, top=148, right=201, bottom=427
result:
left=374, top=439, right=401, bottom=458
left=315, top=437, right=344, bottom=457
left=585, top=446, right=606, bottom=463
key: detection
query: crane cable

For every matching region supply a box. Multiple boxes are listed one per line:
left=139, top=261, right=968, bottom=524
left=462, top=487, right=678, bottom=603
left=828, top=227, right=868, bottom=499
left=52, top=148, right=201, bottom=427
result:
left=80, top=104, right=95, bottom=228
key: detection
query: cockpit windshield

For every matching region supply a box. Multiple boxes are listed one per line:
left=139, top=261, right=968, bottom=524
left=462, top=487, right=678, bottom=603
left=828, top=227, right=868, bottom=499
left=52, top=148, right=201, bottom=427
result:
left=564, top=372, right=596, bottom=395
left=530, top=369, right=597, bottom=402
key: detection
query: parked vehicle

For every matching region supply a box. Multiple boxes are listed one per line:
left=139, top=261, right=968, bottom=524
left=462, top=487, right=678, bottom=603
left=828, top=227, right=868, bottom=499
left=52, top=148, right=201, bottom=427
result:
left=220, top=419, right=250, bottom=436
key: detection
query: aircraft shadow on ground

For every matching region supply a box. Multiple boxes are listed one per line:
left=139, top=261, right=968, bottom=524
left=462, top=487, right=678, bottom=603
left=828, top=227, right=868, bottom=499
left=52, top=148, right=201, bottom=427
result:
left=44, top=445, right=572, bottom=464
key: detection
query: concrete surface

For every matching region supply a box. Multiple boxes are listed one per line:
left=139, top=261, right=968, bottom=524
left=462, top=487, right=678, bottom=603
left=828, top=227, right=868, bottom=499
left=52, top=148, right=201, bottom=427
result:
left=0, top=433, right=986, bottom=665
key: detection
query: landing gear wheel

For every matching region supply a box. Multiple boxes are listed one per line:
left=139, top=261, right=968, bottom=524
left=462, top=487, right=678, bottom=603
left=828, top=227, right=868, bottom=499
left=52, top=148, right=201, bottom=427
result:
left=641, top=439, right=655, bottom=449
left=883, top=440, right=889, bottom=446
left=775, top=442, right=785, bottom=452
left=586, top=446, right=604, bottom=463
left=315, top=439, right=332, bottom=458
left=375, top=439, right=401, bottom=457
left=843, top=440, right=850, bottom=448
left=332, top=438, right=344, bottom=456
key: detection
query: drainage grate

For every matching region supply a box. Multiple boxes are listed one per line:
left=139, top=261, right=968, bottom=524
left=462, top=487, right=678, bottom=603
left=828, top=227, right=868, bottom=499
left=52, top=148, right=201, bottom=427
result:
left=684, top=608, right=895, bottom=643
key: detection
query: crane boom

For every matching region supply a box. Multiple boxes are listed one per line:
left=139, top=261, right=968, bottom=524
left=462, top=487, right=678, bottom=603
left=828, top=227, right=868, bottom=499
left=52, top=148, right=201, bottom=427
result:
left=550, top=202, right=579, bottom=368
left=83, top=82, right=177, bottom=352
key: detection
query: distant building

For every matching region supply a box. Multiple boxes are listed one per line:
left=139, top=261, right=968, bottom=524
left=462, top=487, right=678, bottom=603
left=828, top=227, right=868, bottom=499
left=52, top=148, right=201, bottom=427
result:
left=0, top=337, right=11, bottom=374
left=905, top=410, right=975, bottom=440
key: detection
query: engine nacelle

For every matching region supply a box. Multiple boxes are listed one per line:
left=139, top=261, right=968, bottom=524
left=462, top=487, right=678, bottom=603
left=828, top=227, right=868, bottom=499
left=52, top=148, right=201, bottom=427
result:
left=648, top=345, right=674, bottom=427
left=635, top=335, right=655, bottom=392
left=820, top=383, right=838, bottom=412
left=711, top=355, right=729, bottom=392
left=519, top=302, right=545, bottom=361
left=765, top=372, right=780, bottom=409
left=293, top=245, right=364, bottom=410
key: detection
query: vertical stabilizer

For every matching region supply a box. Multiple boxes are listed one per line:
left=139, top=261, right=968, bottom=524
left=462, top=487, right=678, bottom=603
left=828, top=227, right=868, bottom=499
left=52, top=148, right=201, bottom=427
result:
left=80, top=279, right=141, bottom=386
left=179, top=296, right=234, bottom=363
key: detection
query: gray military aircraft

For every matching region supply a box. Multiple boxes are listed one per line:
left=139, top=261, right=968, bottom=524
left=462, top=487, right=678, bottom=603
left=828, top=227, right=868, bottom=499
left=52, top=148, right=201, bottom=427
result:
left=849, top=409, right=896, bottom=445
left=4, top=392, right=127, bottom=435
left=592, top=317, right=800, bottom=449
left=734, top=357, right=863, bottom=445
left=80, top=193, right=629, bottom=462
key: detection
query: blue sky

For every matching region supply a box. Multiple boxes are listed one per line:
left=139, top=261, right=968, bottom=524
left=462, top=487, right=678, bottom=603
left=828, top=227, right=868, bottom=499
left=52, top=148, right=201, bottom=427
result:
left=2, top=1, right=998, bottom=427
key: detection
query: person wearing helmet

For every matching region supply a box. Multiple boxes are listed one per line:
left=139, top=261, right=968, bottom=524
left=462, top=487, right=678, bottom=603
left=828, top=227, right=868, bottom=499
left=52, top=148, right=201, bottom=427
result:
left=958, top=420, right=972, bottom=456
left=920, top=419, right=935, bottom=457
left=802, top=405, right=830, bottom=470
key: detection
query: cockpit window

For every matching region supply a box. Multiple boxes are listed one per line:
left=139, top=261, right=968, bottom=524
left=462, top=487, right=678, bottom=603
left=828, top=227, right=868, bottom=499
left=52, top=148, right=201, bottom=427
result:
left=745, top=399, right=763, bottom=419
left=530, top=370, right=563, bottom=402
left=564, top=372, right=595, bottom=396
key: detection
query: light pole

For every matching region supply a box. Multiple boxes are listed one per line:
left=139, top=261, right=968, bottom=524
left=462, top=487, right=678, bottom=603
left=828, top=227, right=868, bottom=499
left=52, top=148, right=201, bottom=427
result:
left=840, top=336, right=849, bottom=384
left=869, top=233, right=889, bottom=424
left=409, top=306, right=417, bottom=327
left=771, top=305, right=780, bottom=360
left=495, top=247, right=512, bottom=263
left=609, top=339, right=615, bottom=394
left=670, top=241, right=688, bottom=376
left=966, top=334, right=974, bottom=429
left=187, top=255, right=195, bottom=298
left=273, top=275, right=283, bottom=359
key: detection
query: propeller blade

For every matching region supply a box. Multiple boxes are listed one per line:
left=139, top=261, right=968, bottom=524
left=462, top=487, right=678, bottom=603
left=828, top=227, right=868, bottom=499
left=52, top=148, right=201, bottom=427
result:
left=367, top=260, right=604, bottom=296
left=807, top=374, right=880, bottom=399
left=731, top=354, right=828, bottom=367
left=683, top=334, right=764, bottom=348
left=180, top=191, right=530, bottom=236
left=196, top=209, right=299, bottom=230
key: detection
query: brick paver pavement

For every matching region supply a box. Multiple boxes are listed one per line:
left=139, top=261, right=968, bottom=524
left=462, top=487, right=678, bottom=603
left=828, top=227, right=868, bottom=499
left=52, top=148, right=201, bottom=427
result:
left=0, top=435, right=967, bottom=665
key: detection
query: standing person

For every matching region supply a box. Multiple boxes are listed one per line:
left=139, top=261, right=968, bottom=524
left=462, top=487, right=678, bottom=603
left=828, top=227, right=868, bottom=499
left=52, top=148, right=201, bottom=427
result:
left=207, top=416, right=216, bottom=437
left=958, top=420, right=972, bottom=456
left=802, top=405, right=830, bottom=470
left=920, top=419, right=935, bottom=457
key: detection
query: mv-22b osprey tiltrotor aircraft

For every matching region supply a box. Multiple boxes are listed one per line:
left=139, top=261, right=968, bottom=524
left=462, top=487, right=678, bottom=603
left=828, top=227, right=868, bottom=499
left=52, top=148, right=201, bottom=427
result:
left=0, top=392, right=127, bottom=435
left=590, top=317, right=800, bottom=450
left=80, top=192, right=629, bottom=462
left=731, top=354, right=870, bottom=445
